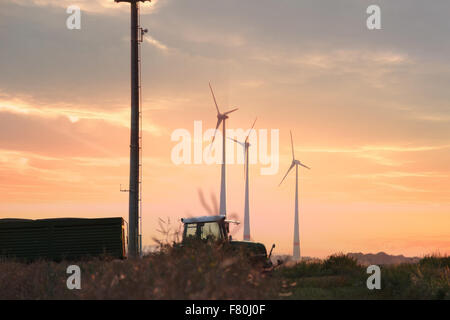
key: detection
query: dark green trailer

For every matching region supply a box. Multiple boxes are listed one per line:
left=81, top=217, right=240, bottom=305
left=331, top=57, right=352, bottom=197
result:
left=0, top=217, right=127, bottom=261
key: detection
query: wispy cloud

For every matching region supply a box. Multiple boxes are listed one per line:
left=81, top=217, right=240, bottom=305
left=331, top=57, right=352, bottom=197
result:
left=349, top=171, right=450, bottom=179
left=239, top=80, right=264, bottom=88
left=254, top=49, right=410, bottom=69
left=375, top=182, right=432, bottom=193
left=184, top=30, right=245, bottom=48
left=296, top=144, right=450, bottom=154
left=290, top=144, right=450, bottom=167
left=412, top=112, right=450, bottom=123
left=144, top=34, right=169, bottom=51
left=9, top=0, right=164, bottom=14
left=0, top=95, right=163, bottom=135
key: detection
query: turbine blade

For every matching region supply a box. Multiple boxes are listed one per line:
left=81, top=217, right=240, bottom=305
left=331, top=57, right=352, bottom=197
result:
left=211, top=118, right=222, bottom=146
left=209, top=82, right=220, bottom=114
left=245, top=117, right=257, bottom=143
left=228, top=137, right=245, bottom=147
left=224, top=108, right=238, bottom=115
left=290, top=130, right=295, bottom=160
left=300, top=163, right=311, bottom=170
left=250, top=117, right=258, bottom=130
left=279, top=162, right=295, bottom=186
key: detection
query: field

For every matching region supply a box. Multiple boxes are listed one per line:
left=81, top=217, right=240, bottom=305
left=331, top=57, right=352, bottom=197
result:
left=0, top=242, right=448, bottom=300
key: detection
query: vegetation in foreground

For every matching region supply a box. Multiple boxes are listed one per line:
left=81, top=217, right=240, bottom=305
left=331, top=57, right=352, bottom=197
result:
left=276, top=253, right=449, bottom=299
left=0, top=243, right=448, bottom=299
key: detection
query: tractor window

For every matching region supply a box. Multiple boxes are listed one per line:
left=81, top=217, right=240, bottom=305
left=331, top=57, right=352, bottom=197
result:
left=185, top=224, right=197, bottom=239
left=200, top=222, right=221, bottom=241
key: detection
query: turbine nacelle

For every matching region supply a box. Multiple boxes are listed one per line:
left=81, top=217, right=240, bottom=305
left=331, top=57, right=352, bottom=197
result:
left=229, top=117, right=257, bottom=149
left=209, top=82, right=238, bottom=145
left=218, top=113, right=229, bottom=120
left=228, top=118, right=257, bottom=151
left=279, top=130, right=310, bottom=186
left=293, top=159, right=310, bottom=170
left=217, top=108, right=238, bottom=118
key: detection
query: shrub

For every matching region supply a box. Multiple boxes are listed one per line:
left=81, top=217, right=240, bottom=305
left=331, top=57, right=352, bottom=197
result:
left=277, top=261, right=326, bottom=279
left=323, top=253, right=361, bottom=275
left=419, top=255, right=450, bottom=268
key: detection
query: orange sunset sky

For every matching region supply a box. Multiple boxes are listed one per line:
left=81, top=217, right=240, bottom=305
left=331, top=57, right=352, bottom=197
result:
left=0, top=0, right=449, bottom=258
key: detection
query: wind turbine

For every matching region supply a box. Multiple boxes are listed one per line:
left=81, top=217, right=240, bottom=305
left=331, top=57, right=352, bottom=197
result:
left=279, top=131, right=310, bottom=260
left=229, top=118, right=257, bottom=241
left=209, top=82, right=238, bottom=217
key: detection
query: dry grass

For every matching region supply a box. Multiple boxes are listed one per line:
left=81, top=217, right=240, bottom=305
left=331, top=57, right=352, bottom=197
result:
left=0, top=250, right=448, bottom=300
left=0, top=241, right=279, bottom=300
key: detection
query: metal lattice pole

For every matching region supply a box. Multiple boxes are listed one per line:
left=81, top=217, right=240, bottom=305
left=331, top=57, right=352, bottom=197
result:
left=115, top=0, right=150, bottom=258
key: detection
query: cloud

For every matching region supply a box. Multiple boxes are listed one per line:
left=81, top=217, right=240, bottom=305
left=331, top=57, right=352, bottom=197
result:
left=0, top=149, right=78, bottom=183
left=291, top=50, right=410, bottom=70
left=9, top=0, right=163, bottom=14
left=289, top=144, right=450, bottom=167
left=182, top=29, right=245, bottom=48
left=0, top=109, right=126, bottom=157
left=239, top=80, right=264, bottom=88
left=144, top=34, right=169, bottom=51
left=375, top=182, right=432, bottom=193
left=349, top=171, right=450, bottom=179
left=0, top=94, right=163, bottom=136
left=295, top=144, right=450, bottom=154
left=412, top=112, right=450, bottom=123
left=249, top=49, right=412, bottom=89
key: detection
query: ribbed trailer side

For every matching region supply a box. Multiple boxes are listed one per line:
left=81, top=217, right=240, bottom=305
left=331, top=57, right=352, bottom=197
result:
left=0, top=220, right=50, bottom=260
left=0, top=218, right=127, bottom=261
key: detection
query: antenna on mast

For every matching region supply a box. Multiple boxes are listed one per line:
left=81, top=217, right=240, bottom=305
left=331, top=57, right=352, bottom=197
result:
left=115, top=0, right=151, bottom=258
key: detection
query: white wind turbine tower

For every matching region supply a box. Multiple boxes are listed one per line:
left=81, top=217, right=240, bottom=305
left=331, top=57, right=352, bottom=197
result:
left=229, top=118, right=257, bottom=241
left=279, top=131, right=310, bottom=260
left=209, top=82, right=238, bottom=217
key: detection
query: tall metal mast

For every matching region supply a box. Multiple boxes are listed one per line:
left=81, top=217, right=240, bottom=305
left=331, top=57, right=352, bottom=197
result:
left=116, top=0, right=150, bottom=258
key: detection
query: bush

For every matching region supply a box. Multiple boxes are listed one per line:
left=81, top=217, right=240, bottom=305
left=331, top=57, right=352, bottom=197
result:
left=323, top=253, right=361, bottom=275
left=419, top=255, right=450, bottom=268
left=277, top=261, right=326, bottom=279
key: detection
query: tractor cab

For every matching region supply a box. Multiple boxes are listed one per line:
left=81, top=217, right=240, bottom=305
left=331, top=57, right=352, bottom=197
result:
left=181, top=215, right=237, bottom=242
